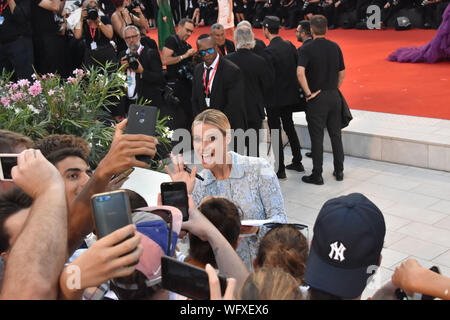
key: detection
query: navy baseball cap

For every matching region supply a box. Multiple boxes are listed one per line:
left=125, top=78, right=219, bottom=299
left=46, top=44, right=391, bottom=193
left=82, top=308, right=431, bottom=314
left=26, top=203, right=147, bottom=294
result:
left=304, top=193, right=386, bottom=299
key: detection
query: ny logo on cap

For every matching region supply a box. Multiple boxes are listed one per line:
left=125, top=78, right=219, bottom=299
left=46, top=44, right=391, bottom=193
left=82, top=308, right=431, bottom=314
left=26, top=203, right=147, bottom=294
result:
left=329, top=241, right=346, bottom=262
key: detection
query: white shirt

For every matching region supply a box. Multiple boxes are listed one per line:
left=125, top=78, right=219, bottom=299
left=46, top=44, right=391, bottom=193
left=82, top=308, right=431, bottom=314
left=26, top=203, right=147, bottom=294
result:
left=203, top=53, right=220, bottom=96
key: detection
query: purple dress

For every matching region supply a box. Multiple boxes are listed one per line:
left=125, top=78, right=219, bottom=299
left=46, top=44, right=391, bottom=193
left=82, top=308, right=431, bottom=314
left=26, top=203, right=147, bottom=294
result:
left=388, top=4, right=450, bottom=63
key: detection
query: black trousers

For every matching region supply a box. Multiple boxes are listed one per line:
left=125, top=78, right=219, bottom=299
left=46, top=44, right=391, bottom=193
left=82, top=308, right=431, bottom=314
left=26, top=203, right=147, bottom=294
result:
left=0, top=36, right=34, bottom=80
left=246, top=120, right=262, bottom=158
left=306, top=90, right=344, bottom=176
left=267, top=105, right=302, bottom=174
left=33, top=33, right=67, bottom=76
left=356, top=0, right=372, bottom=20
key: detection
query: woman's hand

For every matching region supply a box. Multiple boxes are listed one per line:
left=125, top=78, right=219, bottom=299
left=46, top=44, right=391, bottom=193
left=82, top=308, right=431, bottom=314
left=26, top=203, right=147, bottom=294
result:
left=165, top=154, right=197, bottom=194
left=163, top=16, right=167, bottom=22
left=205, top=264, right=235, bottom=300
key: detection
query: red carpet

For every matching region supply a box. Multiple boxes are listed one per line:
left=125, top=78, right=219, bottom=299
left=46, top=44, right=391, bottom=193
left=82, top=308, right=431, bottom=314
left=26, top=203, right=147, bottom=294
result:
left=148, top=27, right=450, bottom=120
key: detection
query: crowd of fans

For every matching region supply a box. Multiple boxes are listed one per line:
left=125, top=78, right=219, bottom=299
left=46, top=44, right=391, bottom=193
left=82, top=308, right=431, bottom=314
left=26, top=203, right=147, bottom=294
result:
left=1, top=112, right=449, bottom=300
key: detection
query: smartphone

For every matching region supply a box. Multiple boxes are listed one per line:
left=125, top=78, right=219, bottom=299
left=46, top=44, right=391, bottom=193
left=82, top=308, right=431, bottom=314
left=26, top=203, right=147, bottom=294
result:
left=161, top=256, right=228, bottom=300
left=0, top=154, right=18, bottom=181
left=125, top=104, right=158, bottom=164
left=91, top=190, right=133, bottom=239
left=161, top=182, right=189, bottom=221
left=111, top=167, right=135, bottom=183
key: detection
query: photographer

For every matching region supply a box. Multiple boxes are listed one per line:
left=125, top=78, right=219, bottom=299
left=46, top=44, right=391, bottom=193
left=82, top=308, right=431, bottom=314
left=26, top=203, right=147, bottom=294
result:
left=119, top=25, right=166, bottom=115
left=0, top=0, right=34, bottom=80
left=277, top=0, right=299, bottom=29
left=111, top=0, right=147, bottom=53
left=199, top=0, right=218, bottom=26
left=74, top=0, right=116, bottom=69
left=161, top=18, right=196, bottom=130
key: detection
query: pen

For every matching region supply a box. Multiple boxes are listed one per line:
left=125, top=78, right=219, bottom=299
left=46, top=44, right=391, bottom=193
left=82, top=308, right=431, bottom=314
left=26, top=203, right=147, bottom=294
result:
left=183, top=165, right=204, bottom=181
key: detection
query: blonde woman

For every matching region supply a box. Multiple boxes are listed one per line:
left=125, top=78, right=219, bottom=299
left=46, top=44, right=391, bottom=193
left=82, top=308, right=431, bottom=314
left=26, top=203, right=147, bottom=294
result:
left=166, top=109, right=287, bottom=270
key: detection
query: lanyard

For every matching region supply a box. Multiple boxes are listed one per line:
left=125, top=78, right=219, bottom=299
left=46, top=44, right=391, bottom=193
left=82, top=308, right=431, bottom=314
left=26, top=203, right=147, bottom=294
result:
left=0, top=0, right=8, bottom=16
left=203, top=59, right=219, bottom=97
left=220, top=45, right=227, bottom=56
left=89, top=25, right=97, bottom=40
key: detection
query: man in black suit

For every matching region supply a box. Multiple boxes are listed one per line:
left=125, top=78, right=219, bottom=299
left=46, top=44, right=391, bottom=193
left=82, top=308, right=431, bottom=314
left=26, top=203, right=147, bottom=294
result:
left=261, top=16, right=304, bottom=180
left=226, top=26, right=273, bottom=157
left=297, top=15, right=345, bottom=185
left=191, top=35, right=247, bottom=132
left=237, top=20, right=267, bottom=55
left=296, top=20, right=313, bottom=158
left=211, top=23, right=236, bottom=56
left=119, top=25, right=166, bottom=117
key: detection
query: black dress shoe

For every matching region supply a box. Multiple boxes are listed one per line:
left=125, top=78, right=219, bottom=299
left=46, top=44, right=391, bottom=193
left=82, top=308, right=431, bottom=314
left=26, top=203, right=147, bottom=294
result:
left=277, top=171, right=287, bottom=180
left=302, top=174, right=324, bottom=185
left=285, top=162, right=305, bottom=172
left=333, top=171, right=344, bottom=181
left=305, top=152, right=312, bottom=158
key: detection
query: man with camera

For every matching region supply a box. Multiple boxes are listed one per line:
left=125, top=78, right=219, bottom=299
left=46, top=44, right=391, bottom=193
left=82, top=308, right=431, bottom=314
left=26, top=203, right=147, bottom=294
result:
left=74, top=0, right=116, bottom=69
left=118, top=25, right=166, bottom=116
left=161, top=18, right=197, bottom=131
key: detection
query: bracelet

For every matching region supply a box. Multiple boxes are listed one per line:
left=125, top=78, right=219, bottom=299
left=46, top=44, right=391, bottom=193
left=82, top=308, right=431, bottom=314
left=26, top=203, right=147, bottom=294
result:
left=180, top=55, right=184, bottom=61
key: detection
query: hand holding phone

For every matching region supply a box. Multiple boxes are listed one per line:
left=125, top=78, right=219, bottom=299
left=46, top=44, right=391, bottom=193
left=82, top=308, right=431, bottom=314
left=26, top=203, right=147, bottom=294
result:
left=161, top=256, right=228, bottom=300
left=0, top=154, right=18, bottom=181
left=125, top=104, right=158, bottom=164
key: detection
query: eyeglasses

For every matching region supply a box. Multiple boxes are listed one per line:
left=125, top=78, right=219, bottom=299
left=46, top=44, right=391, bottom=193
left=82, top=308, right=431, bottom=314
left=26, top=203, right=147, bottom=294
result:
left=263, top=222, right=310, bottom=245
left=124, top=34, right=139, bottom=41
left=198, top=48, right=215, bottom=56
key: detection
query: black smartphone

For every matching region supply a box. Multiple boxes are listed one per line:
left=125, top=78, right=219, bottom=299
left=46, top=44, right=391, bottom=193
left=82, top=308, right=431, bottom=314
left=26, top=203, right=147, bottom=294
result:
left=161, top=256, right=228, bottom=300
left=0, top=154, right=18, bottom=181
left=160, top=182, right=189, bottom=221
left=91, top=190, right=133, bottom=239
left=125, top=104, right=158, bottom=164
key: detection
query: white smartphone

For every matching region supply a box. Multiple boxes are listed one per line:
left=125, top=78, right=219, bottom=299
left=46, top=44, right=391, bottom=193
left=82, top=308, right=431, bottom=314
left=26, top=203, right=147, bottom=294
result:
left=0, top=154, right=19, bottom=181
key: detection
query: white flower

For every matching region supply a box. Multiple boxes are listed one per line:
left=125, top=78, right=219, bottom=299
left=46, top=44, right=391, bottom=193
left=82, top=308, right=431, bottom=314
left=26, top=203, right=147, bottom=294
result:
left=164, top=128, right=174, bottom=140
left=27, top=104, right=40, bottom=114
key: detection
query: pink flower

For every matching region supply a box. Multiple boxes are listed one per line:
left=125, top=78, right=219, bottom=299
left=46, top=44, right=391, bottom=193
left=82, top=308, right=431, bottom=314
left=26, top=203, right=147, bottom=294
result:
left=12, top=83, right=19, bottom=90
left=18, top=79, right=30, bottom=87
left=11, top=92, right=23, bottom=102
left=48, top=89, right=55, bottom=96
left=0, top=97, right=10, bottom=107
left=47, top=73, right=55, bottom=78
left=73, top=69, right=84, bottom=77
left=55, top=113, right=60, bottom=118
left=28, top=81, right=42, bottom=97
left=67, top=77, right=77, bottom=84
left=42, top=75, right=47, bottom=79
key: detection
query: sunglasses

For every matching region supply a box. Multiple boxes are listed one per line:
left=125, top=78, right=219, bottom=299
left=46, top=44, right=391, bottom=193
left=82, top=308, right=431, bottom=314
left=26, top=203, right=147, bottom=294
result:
left=263, top=222, right=310, bottom=245
left=199, top=48, right=215, bottom=56
left=141, top=208, right=174, bottom=256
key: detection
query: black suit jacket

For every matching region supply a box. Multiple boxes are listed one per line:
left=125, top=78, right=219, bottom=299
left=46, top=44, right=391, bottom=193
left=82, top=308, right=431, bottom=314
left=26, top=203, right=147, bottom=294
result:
left=253, top=38, right=267, bottom=56
left=191, top=56, right=247, bottom=130
left=262, top=36, right=300, bottom=109
left=218, top=39, right=236, bottom=56
left=225, top=49, right=273, bottom=124
left=118, top=46, right=166, bottom=108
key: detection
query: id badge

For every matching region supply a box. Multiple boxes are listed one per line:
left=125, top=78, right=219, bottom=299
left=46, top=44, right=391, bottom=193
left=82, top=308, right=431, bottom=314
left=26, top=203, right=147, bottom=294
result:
left=205, top=97, right=210, bottom=107
left=91, top=41, right=97, bottom=50
left=0, top=16, right=4, bottom=26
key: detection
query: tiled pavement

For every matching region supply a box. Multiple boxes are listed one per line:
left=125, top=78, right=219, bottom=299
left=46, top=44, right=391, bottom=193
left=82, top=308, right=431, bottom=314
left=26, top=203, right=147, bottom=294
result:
left=277, top=147, right=450, bottom=299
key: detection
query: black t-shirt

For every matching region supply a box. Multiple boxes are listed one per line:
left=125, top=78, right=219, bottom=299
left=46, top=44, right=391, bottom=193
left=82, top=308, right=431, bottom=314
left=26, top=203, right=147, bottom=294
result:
left=164, top=34, right=192, bottom=80
left=0, top=0, right=32, bottom=42
left=83, top=16, right=112, bottom=47
left=297, top=38, right=345, bottom=93
left=31, top=0, right=59, bottom=34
